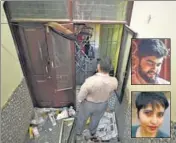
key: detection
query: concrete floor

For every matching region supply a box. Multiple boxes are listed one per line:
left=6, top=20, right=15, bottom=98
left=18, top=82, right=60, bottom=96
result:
left=26, top=87, right=120, bottom=143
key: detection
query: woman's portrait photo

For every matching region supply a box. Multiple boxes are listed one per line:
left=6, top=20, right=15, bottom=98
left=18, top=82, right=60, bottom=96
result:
left=131, top=91, right=171, bottom=138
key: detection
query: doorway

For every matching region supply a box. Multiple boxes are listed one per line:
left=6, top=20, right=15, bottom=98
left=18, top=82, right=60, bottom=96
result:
left=3, top=1, right=136, bottom=108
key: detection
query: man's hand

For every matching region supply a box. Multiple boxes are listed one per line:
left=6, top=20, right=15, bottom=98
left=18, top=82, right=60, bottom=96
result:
left=76, top=100, right=82, bottom=111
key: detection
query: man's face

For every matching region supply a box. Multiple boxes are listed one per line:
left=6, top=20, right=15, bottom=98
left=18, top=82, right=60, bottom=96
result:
left=138, top=103, right=165, bottom=134
left=138, top=56, right=164, bottom=83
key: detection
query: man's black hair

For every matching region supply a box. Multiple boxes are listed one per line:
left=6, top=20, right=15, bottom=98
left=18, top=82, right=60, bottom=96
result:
left=99, top=57, right=112, bottom=73
left=138, top=39, right=168, bottom=58
left=135, top=92, right=169, bottom=118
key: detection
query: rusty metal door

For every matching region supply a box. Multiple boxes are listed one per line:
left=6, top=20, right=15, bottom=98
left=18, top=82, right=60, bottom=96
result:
left=18, top=23, right=75, bottom=107
left=46, top=24, right=76, bottom=107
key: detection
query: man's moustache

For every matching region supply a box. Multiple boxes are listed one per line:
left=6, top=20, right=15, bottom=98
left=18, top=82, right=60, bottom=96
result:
left=147, top=71, right=159, bottom=77
left=147, top=71, right=156, bottom=74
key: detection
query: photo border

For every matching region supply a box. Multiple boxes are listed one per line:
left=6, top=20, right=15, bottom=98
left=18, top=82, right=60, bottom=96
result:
left=131, top=91, right=171, bottom=139
left=130, top=38, right=171, bottom=85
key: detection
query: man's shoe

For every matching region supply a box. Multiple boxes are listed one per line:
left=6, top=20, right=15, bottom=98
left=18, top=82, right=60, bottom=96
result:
left=83, top=129, right=92, bottom=140
left=84, top=133, right=92, bottom=140
left=90, top=134, right=98, bottom=141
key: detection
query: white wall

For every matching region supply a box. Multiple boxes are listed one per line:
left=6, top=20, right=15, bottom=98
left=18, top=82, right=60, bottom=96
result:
left=128, top=1, right=176, bottom=121
left=1, top=1, right=23, bottom=107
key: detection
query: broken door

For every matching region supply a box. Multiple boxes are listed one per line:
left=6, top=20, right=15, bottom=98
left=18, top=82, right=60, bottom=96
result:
left=47, top=25, right=76, bottom=107
left=17, top=23, right=75, bottom=107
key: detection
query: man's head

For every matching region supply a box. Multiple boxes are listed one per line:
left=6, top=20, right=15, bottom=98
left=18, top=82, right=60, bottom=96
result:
left=137, top=39, right=168, bottom=83
left=97, top=57, right=111, bottom=73
left=135, top=92, right=169, bottom=134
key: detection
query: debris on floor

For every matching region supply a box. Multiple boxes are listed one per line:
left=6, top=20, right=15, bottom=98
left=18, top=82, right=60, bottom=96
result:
left=96, top=111, right=118, bottom=141
left=56, top=108, right=69, bottom=120
left=28, top=106, right=76, bottom=142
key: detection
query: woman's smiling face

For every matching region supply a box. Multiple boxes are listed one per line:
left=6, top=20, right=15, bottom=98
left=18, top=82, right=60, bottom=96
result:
left=138, top=103, right=165, bottom=134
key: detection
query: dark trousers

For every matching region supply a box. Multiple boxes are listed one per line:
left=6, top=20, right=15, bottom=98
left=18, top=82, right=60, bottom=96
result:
left=76, top=100, right=108, bottom=135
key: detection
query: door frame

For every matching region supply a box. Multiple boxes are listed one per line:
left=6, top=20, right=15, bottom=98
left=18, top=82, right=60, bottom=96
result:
left=116, top=25, right=138, bottom=103
left=4, top=1, right=135, bottom=106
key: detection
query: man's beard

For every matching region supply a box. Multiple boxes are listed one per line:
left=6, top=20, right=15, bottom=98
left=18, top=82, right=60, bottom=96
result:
left=138, top=65, right=158, bottom=83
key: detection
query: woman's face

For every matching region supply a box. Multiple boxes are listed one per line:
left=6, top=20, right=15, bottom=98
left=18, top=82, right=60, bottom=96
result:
left=138, top=103, right=165, bottom=134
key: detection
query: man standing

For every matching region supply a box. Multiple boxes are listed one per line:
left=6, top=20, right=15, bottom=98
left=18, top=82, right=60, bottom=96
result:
left=76, top=57, right=118, bottom=141
left=132, top=39, right=170, bottom=84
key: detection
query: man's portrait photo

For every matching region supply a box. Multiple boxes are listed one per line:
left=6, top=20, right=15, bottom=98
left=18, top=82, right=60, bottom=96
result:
left=131, top=38, right=171, bottom=85
left=131, top=92, right=171, bottom=138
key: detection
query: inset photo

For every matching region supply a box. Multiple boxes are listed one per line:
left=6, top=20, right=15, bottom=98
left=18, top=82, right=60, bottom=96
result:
left=131, top=91, right=171, bottom=138
left=131, top=38, right=171, bottom=85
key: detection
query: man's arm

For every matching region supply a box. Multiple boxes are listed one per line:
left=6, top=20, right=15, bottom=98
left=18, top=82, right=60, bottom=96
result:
left=77, top=79, right=91, bottom=103
left=113, top=77, right=118, bottom=90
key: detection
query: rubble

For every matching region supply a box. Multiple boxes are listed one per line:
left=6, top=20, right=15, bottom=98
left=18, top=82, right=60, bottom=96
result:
left=56, top=108, right=69, bottom=120
left=68, top=106, right=76, bottom=116
left=29, top=127, right=34, bottom=139
left=32, top=127, right=40, bottom=138
left=48, top=112, right=57, bottom=126
left=28, top=106, right=76, bottom=141
left=27, top=105, right=176, bottom=143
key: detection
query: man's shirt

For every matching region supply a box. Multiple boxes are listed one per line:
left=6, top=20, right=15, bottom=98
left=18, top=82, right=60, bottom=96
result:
left=77, top=73, right=118, bottom=103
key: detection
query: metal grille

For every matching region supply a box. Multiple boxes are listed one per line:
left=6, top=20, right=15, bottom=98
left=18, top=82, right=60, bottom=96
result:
left=7, top=1, right=69, bottom=19
left=73, top=0, right=127, bottom=20
left=75, top=24, right=98, bottom=85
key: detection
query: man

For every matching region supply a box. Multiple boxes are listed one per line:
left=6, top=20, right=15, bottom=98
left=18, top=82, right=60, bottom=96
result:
left=132, top=92, right=169, bottom=138
left=132, top=39, right=170, bottom=84
left=76, top=57, right=118, bottom=141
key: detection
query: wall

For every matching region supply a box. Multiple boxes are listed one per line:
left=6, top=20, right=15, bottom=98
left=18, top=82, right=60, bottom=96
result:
left=128, top=1, right=176, bottom=121
left=1, top=2, right=34, bottom=143
left=1, top=79, right=34, bottom=143
left=1, top=1, right=23, bottom=107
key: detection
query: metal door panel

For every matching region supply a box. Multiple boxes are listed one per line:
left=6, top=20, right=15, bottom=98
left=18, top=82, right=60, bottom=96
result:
left=50, top=31, right=73, bottom=89
left=46, top=23, right=76, bottom=107
left=22, top=27, right=49, bottom=76
left=18, top=24, right=54, bottom=107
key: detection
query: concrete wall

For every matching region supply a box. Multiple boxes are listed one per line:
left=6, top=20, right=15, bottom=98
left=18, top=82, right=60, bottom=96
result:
left=1, top=2, right=34, bottom=143
left=128, top=1, right=176, bottom=121
left=1, top=1, right=23, bottom=107
left=1, top=79, right=34, bottom=143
